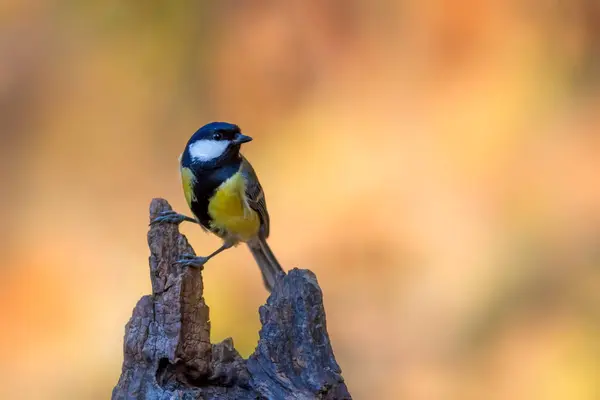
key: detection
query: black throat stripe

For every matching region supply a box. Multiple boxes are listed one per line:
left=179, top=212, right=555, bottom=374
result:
left=187, top=159, right=242, bottom=231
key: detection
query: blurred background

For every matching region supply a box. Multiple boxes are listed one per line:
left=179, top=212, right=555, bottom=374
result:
left=1, top=1, right=599, bottom=399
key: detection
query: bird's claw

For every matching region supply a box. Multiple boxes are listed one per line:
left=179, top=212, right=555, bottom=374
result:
left=150, top=210, right=194, bottom=226
left=174, top=253, right=208, bottom=269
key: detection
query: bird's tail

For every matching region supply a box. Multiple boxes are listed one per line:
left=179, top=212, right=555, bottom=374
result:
left=247, top=237, right=284, bottom=292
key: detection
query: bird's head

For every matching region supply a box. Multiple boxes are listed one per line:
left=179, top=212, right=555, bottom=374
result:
left=184, top=122, right=252, bottom=165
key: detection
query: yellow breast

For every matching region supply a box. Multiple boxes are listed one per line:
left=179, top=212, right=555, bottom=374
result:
left=207, top=172, right=260, bottom=241
left=180, top=166, right=197, bottom=208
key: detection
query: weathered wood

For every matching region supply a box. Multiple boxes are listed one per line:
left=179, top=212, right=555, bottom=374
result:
left=112, top=199, right=351, bottom=400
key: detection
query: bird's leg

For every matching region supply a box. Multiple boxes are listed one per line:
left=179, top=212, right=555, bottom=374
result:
left=175, top=240, right=235, bottom=268
left=150, top=210, right=198, bottom=225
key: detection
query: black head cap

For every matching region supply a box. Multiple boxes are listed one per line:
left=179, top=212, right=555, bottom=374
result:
left=191, top=122, right=241, bottom=141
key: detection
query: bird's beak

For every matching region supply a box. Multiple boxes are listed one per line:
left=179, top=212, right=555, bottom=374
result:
left=234, top=134, right=253, bottom=144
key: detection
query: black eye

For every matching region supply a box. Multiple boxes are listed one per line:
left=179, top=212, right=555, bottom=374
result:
left=212, top=132, right=222, bottom=140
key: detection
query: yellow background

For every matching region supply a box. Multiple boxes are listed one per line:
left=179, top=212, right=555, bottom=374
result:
left=1, top=1, right=599, bottom=399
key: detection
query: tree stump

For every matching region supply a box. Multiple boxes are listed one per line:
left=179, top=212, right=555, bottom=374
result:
left=112, top=198, right=351, bottom=400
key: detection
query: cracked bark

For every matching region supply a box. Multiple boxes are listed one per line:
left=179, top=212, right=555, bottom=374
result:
left=112, top=198, right=351, bottom=400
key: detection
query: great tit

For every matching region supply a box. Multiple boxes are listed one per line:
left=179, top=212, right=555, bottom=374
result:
left=151, top=122, right=284, bottom=291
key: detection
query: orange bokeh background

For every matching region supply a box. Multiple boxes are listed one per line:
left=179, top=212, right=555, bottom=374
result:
left=1, top=1, right=599, bottom=399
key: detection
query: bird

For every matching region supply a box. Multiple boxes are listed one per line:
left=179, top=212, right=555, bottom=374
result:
left=151, top=122, right=284, bottom=291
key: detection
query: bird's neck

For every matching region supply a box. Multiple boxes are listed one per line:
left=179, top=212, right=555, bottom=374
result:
left=182, top=146, right=242, bottom=171
left=187, top=152, right=241, bottom=172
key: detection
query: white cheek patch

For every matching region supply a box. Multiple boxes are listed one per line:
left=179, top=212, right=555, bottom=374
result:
left=189, top=139, right=229, bottom=162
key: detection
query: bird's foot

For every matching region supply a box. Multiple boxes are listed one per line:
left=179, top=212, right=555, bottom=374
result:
left=150, top=210, right=197, bottom=226
left=174, top=253, right=209, bottom=269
